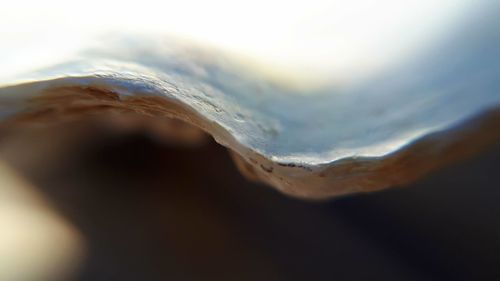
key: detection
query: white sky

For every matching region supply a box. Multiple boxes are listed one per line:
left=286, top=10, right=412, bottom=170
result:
left=1, top=0, right=471, bottom=87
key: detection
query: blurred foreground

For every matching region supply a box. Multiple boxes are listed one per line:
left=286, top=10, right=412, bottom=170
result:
left=0, top=117, right=499, bottom=281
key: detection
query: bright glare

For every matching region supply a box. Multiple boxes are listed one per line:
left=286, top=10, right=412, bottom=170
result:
left=1, top=0, right=471, bottom=87
left=0, top=162, right=84, bottom=281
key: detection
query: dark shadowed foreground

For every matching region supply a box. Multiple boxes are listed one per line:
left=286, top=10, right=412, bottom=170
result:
left=0, top=118, right=499, bottom=281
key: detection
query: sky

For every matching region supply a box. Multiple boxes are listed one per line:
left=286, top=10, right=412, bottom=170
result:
left=1, top=0, right=472, bottom=87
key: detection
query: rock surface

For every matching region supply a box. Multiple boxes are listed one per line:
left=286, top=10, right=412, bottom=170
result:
left=1, top=5, right=500, bottom=198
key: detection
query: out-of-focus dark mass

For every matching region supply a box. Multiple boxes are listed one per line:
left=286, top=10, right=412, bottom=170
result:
left=0, top=117, right=500, bottom=281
